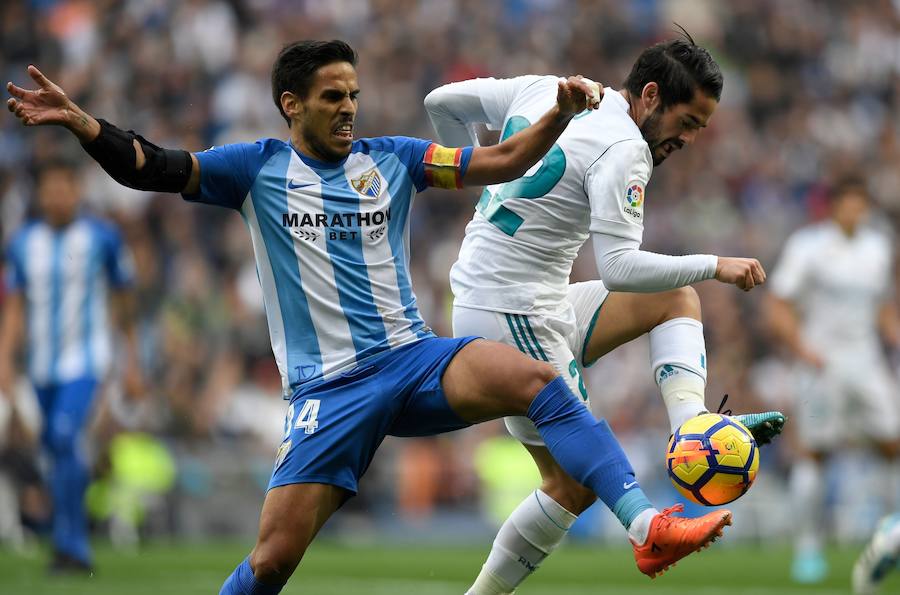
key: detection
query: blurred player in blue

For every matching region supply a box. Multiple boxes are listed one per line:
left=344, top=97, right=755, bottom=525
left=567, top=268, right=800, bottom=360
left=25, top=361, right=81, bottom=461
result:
left=0, top=159, right=142, bottom=573
left=7, top=40, right=732, bottom=594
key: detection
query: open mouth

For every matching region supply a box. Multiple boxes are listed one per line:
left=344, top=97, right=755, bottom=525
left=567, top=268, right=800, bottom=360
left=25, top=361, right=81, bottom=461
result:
left=334, top=122, right=353, bottom=141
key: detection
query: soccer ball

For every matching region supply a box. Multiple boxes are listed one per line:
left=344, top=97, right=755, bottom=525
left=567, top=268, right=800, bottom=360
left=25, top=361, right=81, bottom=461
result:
left=666, top=413, right=759, bottom=506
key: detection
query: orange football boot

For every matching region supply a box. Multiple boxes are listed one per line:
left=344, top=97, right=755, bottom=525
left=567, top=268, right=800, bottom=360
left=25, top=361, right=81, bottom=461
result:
left=631, top=504, right=732, bottom=578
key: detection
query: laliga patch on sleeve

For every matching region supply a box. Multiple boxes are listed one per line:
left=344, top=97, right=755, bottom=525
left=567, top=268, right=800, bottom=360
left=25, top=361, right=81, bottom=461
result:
left=622, top=182, right=644, bottom=223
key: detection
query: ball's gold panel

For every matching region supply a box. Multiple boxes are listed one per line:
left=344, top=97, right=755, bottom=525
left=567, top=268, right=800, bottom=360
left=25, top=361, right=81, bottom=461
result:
left=667, top=413, right=760, bottom=506
left=677, top=413, right=722, bottom=435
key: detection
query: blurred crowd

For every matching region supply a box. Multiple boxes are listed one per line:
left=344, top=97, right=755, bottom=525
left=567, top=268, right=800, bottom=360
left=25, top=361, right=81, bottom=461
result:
left=2, top=0, right=900, bottom=542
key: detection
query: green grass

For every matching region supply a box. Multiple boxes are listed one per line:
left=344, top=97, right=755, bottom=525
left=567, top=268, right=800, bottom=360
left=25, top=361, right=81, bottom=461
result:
left=1, top=541, right=897, bottom=594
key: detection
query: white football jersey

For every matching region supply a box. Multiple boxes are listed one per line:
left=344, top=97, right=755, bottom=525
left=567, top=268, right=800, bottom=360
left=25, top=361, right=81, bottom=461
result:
left=446, top=76, right=653, bottom=314
left=770, top=221, right=893, bottom=352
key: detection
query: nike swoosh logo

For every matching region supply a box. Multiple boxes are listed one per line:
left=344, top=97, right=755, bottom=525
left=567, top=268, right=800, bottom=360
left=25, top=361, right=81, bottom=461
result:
left=623, top=481, right=638, bottom=489
left=288, top=180, right=315, bottom=190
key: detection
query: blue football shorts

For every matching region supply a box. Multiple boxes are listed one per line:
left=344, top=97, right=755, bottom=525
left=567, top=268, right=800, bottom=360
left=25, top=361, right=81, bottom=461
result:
left=268, top=336, right=479, bottom=494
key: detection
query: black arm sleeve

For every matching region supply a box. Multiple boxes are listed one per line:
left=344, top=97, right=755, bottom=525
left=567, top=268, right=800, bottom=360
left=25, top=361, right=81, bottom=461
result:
left=81, top=119, right=192, bottom=193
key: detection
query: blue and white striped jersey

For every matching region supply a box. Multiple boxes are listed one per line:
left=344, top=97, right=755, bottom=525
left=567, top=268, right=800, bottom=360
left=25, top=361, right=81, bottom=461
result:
left=185, top=137, right=472, bottom=396
left=4, top=217, right=135, bottom=386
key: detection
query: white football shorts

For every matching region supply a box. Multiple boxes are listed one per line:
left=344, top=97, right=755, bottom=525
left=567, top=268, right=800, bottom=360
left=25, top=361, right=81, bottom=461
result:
left=452, top=281, right=609, bottom=446
left=793, top=347, right=900, bottom=451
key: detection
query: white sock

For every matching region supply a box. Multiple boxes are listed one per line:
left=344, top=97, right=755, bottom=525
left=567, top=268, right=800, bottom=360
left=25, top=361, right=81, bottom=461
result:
left=466, top=490, right=576, bottom=595
left=649, top=317, right=709, bottom=433
left=791, top=458, right=825, bottom=555
left=881, top=515, right=900, bottom=553
left=657, top=368, right=707, bottom=434
left=627, top=508, right=658, bottom=545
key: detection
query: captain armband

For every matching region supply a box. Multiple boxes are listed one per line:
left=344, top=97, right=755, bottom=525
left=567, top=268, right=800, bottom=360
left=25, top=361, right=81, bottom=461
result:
left=423, top=144, right=465, bottom=189
left=82, top=119, right=192, bottom=193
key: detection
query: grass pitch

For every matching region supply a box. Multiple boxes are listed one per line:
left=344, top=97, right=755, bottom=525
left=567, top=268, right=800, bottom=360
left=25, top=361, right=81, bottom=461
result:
left=0, top=540, right=895, bottom=594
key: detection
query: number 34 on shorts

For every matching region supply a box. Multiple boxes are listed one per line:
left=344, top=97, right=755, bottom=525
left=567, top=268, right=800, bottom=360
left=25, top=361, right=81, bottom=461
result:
left=274, top=399, right=321, bottom=469
left=285, top=399, right=321, bottom=437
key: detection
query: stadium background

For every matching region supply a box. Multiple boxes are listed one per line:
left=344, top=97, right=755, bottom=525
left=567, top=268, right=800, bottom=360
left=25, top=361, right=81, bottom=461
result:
left=2, top=0, right=900, bottom=592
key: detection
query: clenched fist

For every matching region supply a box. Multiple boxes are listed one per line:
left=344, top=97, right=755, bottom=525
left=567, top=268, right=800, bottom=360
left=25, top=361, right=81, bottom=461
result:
left=715, top=257, right=766, bottom=291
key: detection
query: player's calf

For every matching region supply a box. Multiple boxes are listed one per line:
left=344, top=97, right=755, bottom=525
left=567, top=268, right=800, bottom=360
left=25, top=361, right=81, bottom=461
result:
left=444, top=341, right=659, bottom=533
left=221, top=483, right=346, bottom=594
left=525, top=443, right=597, bottom=515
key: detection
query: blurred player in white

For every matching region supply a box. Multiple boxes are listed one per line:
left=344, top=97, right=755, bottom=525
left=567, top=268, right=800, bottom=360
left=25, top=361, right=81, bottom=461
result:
left=854, top=513, right=900, bottom=594
left=426, top=35, right=786, bottom=591
left=767, top=180, right=900, bottom=584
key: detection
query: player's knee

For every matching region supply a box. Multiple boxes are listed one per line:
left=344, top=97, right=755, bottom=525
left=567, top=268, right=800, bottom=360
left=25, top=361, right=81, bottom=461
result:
left=523, top=361, right=559, bottom=399
left=506, top=361, right=559, bottom=415
left=250, top=540, right=305, bottom=585
left=541, top=474, right=596, bottom=515
left=663, top=286, right=701, bottom=322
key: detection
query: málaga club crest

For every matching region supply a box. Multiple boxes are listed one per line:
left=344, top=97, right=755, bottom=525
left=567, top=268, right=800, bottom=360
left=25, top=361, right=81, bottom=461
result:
left=351, top=168, right=383, bottom=198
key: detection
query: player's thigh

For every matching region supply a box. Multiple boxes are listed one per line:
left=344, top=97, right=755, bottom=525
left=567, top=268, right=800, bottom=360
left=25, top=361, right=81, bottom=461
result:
left=452, top=306, right=585, bottom=442
left=270, top=367, right=401, bottom=496
left=441, top=338, right=556, bottom=423
left=46, top=378, right=100, bottom=453
left=252, top=482, right=348, bottom=576
left=581, top=286, right=701, bottom=364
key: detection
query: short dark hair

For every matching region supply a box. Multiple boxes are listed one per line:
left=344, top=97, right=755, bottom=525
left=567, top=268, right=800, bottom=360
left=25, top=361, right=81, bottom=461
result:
left=271, top=40, right=358, bottom=126
left=624, top=31, right=723, bottom=110
left=34, top=157, right=78, bottom=183
left=828, top=177, right=869, bottom=202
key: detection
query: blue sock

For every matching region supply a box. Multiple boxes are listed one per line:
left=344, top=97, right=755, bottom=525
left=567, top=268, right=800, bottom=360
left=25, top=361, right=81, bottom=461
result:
left=220, top=557, right=284, bottom=595
left=527, top=377, right=654, bottom=528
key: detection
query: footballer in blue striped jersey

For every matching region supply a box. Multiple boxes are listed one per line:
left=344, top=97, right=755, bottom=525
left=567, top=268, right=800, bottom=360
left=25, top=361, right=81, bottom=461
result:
left=1, top=160, right=140, bottom=573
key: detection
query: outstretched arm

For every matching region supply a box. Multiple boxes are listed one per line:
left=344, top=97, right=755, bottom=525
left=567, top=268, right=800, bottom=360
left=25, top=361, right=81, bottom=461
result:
left=459, top=76, right=601, bottom=187
left=7, top=65, right=200, bottom=194
left=424, top=81, right=489, bottom=147
left=425, top=76, right=544, bottom=147
left=585, top=139, right=764, bottom=293
left=592, top=233, right=765, bottom=293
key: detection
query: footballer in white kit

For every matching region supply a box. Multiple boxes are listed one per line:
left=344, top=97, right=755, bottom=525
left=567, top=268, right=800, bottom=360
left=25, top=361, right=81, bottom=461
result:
left=770, top=205, right=900, bottom=449
left=437, top=73, right=663, bottom=443
left=427, top=37, right=786, bottom=594
left=767, top=180, right=900, bottom=584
